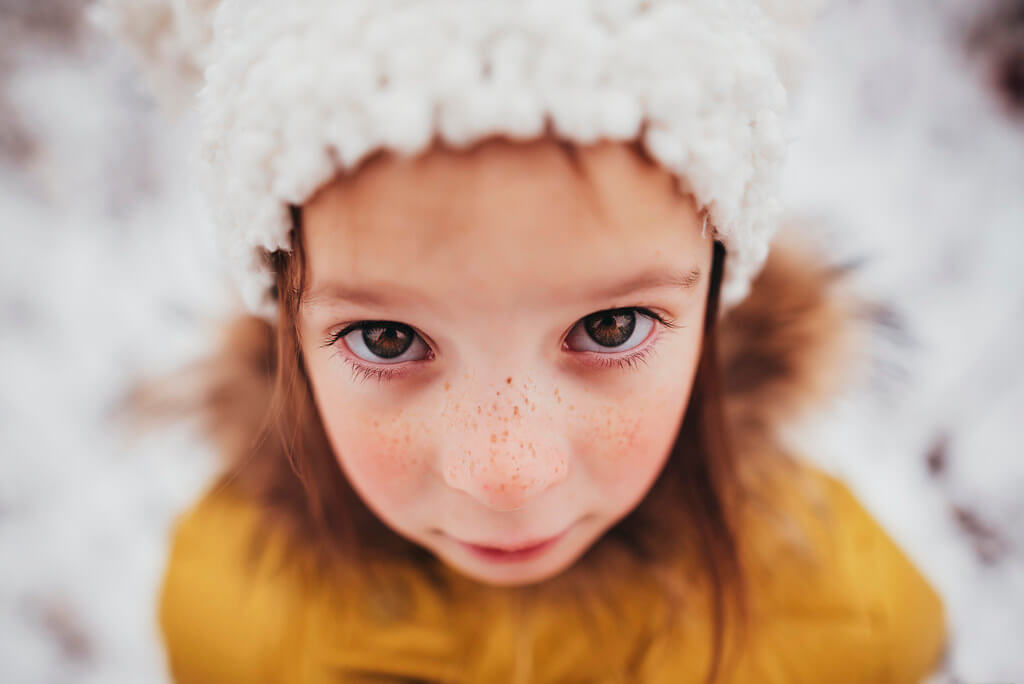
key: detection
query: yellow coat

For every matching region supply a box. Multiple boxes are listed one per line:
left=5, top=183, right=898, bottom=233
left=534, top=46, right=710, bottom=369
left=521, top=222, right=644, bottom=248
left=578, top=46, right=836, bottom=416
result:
left=158, top=461, right=947, bottom=683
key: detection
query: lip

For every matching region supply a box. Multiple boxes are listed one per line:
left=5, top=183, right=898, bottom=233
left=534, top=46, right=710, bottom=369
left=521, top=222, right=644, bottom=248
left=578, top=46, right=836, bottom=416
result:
left=454, top=529, right=569, bottom=563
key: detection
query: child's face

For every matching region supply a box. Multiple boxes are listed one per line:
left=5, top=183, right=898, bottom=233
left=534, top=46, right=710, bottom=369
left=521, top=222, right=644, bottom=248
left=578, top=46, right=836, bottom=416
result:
left=298, top=138, right=712, bottom=586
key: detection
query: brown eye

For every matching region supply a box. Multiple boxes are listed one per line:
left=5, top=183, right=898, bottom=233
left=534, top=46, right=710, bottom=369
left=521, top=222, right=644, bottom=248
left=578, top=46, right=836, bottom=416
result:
left=343, top=322, right=430, bottom=364
left=565, top=308, right=656, bottom=353
left=584, top=310, right=636, bottom=347
left=362, top=324, right=413, bottom=357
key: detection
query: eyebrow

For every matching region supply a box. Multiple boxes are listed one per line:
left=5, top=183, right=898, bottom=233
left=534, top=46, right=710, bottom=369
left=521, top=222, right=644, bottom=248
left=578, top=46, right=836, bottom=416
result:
left=589, top=267, right=703, bottom=301
left=303, top=281, right=429, bottom=310
left=302, top=266, right=702, bottom=310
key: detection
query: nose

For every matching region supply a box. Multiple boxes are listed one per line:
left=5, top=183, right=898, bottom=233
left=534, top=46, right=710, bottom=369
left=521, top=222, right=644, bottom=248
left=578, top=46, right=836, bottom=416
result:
left=441, top=384, right=570, bottom=511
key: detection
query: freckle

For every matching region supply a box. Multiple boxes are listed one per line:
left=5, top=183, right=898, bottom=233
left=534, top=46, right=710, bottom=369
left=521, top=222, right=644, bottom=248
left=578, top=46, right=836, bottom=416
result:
left=477, top=406, right=481, bottom=414
left=497, top=391, right=501, bottom=396
left=491, top=433, right=497, bottom=443
left=556, top=395, right=561, bottom=403
left=502, top=429, right=509, bottom=437
left=513, top=406, right=519, bottom=416
left=444, top=381, right=451, bottom=391
left=506, top=377, right=512, bottom=384
left=569, top=405, right=574, bottom=411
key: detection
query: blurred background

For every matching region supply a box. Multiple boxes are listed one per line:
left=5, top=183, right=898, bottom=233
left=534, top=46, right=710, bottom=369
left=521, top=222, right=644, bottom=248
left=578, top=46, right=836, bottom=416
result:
left=1, top=0, right=1022, bottom=681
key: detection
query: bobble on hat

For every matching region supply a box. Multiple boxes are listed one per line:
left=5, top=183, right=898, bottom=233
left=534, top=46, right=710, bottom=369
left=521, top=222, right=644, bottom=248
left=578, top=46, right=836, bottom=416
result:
left=98, top=0, right=819, bottom=321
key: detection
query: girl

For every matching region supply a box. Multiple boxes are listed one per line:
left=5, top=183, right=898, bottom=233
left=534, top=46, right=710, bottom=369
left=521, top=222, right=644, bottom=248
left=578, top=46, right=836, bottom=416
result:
left=108, top=1, right=948, bottom=681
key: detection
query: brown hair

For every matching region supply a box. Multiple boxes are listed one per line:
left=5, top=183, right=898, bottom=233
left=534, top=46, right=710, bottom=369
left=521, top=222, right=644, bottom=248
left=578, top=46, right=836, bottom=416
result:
left=128, top=139, right=749, bottom=681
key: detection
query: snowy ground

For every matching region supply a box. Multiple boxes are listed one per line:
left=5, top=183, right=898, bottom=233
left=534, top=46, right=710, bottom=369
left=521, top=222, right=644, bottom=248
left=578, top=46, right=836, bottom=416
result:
left=1, top=1, right=1021, bottom=681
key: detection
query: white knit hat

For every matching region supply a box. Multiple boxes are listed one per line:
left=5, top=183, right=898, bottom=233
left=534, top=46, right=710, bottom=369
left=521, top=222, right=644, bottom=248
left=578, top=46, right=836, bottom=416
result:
left=97, top=0, right=818, bottom=321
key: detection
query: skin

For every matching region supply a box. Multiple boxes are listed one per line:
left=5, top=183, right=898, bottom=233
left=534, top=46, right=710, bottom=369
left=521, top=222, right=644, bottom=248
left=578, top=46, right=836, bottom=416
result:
left=298, top=138, right=712, bottom=586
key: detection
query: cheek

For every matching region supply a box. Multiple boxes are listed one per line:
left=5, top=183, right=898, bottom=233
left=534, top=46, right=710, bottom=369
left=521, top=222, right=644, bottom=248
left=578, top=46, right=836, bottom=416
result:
left=313, top=386, right=433, bottom=510
left=570, top=319, right=701, bottom=502
left=575, top=393, right=687, bottom=502
left=571, top=330, right=701, bottom=503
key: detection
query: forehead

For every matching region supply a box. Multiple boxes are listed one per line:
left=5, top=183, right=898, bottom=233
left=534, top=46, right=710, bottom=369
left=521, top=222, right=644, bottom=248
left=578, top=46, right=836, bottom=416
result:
left=300, top=138, right=707, bottom=314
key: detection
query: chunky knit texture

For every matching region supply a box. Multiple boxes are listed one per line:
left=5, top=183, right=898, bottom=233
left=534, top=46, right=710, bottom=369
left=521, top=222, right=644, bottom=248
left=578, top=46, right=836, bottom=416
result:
left=99, top=0, right=817, bottom=320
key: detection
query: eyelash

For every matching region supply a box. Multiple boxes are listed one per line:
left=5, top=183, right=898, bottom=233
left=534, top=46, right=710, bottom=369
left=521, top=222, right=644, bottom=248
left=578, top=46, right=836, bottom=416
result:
left=321, top=307, right=681, bottom=384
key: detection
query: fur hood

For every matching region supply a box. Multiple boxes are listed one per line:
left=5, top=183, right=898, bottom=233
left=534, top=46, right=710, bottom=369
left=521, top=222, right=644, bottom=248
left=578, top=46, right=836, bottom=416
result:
left=718, top=228, right=867, bottom=476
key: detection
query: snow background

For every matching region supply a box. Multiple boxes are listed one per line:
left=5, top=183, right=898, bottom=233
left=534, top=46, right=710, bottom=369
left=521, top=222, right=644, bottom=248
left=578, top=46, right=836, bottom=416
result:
left=0, top=0, right=1021, bottom=681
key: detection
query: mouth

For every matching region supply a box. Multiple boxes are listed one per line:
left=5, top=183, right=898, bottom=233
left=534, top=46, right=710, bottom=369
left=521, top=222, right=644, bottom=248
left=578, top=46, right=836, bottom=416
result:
left=453, top=529, right=570, bottom=563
